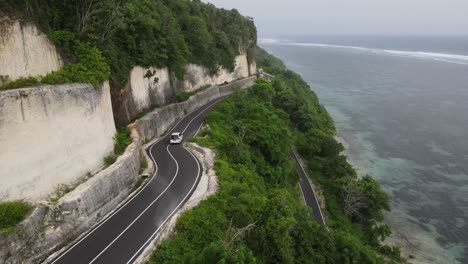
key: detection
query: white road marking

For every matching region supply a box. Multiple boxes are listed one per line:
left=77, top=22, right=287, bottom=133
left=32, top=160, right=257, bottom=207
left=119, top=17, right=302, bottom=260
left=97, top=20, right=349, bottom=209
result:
left=88, top=144, right=179, bottom=264
left=298, top=181, right=308, bottom=205
left=50, top=98, right=221, bottom=263
left=88, top=99, right=222, bottom=263
left=125, top=148, right=201, bottom=264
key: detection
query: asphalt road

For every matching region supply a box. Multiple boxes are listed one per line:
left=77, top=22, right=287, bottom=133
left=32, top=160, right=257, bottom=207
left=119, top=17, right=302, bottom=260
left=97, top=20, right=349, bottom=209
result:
left=50, top=97, right=225, bottom=264
left=293, top=151, right=327, bottom=226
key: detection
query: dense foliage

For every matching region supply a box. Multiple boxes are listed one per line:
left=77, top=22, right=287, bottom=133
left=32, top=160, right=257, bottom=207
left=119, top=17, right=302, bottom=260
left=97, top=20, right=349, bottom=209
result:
left=0, top=200, right=32, bottom=232
left=149, top=49, right=400, bottom=263
left=257, top=48, right=401, bottom=260
left=0, top=0, right=256, bottom=87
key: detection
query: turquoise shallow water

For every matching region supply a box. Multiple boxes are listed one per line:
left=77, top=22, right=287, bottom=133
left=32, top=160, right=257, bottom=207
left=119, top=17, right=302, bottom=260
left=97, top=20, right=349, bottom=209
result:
left=261, top=39, right=468, bottom=264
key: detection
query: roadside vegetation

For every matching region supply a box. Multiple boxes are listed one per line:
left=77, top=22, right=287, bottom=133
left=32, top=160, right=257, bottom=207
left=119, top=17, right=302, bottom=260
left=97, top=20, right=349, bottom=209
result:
left=104, top=127, right=132, bottom=166
left=0, top=201, right=32, bottom=233
left=148, top=49, right=401, bottom=263
left=175, top=85, right=211, bottom=103
left=0, top=0, right=256, bottom=89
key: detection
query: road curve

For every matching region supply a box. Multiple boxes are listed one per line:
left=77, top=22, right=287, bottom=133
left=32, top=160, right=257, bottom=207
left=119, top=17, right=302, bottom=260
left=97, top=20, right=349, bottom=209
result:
left=49, top=97, right=225, bottom=264
left=293, top=151, right=327, bottom=226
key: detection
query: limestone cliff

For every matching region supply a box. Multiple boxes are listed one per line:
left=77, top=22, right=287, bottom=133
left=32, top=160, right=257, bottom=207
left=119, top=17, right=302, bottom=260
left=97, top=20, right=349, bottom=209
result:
left=0, top=82, right=116, bottom=201
left=0, top=17, right=62, bottom=84
left=112, top=53, right=256, bottom=126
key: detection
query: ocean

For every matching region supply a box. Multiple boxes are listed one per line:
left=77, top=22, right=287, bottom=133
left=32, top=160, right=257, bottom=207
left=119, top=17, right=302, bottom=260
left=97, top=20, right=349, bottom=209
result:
left=260, top=36, right=468, bottom=264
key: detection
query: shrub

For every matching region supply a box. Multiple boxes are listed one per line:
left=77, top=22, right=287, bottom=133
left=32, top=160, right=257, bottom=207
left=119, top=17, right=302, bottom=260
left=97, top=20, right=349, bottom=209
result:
left=0, top=77, right=39, bottom=90
left=139, top=158, right=148, bottom=174
left=104, top=155, right=117, bottom=166
left=43, top=31, right=110, bottom=87
left=114, top=127, right=132, bottom=155
left=176, top=92, right=190, bottom=102
left=0, top=200, right=32, bottom=231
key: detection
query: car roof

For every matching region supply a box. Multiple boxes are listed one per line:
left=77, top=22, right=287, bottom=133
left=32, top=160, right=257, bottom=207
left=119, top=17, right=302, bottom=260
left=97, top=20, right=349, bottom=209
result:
left=171, top=132, right=181, bottom=136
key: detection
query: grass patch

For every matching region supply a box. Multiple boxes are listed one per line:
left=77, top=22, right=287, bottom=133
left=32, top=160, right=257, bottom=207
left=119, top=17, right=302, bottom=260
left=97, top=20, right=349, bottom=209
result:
left=175, top=91, right=191, bottom=102
left=176, top=84, right=212, bottom=103
left=0, top=77, right=39, bottom=91
left=139, top=157, right=148, bottom=174
left=131, top=177, right=146, bottom=193
left=104, top=155, right=117, bottom=166
left=114, top=127, right=131, bottom=155
left=0, top=200, right=32, bottom=232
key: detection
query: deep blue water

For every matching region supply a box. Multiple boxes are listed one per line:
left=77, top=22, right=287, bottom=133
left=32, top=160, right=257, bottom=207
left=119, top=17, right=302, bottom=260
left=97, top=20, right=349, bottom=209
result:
left=260, top=36, right=468, bottom=264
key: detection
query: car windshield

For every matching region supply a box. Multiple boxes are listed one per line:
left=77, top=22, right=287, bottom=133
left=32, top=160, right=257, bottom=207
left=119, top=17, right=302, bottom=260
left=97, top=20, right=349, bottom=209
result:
left=171, top=134, right=179, bottom=140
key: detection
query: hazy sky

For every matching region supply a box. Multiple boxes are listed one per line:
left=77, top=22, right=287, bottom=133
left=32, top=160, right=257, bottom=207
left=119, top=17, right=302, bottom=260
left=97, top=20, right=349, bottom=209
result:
left=206, top=0, right=468, bottom=36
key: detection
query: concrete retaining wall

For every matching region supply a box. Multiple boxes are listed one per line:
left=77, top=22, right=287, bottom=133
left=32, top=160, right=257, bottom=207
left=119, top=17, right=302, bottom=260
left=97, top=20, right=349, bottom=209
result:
left=0, top=127, right=142, bottom=264
left=136, top=76, right=256, bottom=142
left=0, top=75, right=256, bottom=263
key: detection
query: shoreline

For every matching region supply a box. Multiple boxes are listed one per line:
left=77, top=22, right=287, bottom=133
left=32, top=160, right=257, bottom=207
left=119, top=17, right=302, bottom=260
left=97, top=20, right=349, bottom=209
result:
left=334, top=131, right=460, bottom=264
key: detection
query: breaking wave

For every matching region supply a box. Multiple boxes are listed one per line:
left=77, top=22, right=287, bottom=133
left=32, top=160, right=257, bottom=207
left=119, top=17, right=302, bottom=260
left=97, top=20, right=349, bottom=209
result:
left=258, top=38, right=468, bottom=66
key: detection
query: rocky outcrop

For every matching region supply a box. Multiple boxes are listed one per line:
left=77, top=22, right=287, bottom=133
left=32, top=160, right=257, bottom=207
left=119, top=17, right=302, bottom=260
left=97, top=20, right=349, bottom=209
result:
left=0, top=17, right=63, bottom=84
left=0, top=82, right=116, bottom=201
left=0, top=126, right=142, bottom=264
left=111, top=54, right=256, bottom=126
left=175, top=54, right=252, bottom=92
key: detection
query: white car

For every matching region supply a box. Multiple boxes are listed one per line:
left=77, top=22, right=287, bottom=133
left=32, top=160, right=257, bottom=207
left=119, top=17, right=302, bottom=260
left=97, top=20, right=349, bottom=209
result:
left=170, top=132, right=183, bottom=144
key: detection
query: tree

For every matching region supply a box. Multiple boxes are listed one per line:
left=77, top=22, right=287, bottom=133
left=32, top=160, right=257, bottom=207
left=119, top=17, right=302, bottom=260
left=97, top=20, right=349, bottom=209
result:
left=355, top=175, right=391, bottom=223
left=341, top=178, right=366, bottom=220
left=252, top=78, right=275, bottom=104
left=324, top=155, right=356, bottom=179
left=73, top=0, right=100, bottom=34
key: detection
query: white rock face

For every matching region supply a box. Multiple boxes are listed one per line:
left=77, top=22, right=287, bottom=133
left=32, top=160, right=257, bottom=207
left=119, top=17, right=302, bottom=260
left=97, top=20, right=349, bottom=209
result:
left=121, top=54, right=255, bottom=124
left=180, top=54, right=251, bottom=92
left=136, top=77, right=257, bottom=142
left=0, top=17, right=63, bottom=83
left=0, top=82, right=116, bottom=201
left=249, top=60, right=257, bottom=75
left=0, top=127, right=141, bottom=264
left=129, top=66, right=172, bottom=112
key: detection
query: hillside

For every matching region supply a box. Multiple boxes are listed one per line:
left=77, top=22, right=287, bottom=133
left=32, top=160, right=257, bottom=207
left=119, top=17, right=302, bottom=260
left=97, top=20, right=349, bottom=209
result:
left=0, top=1, right=402, bottom=263
left=147, top=48, right=402, bottom=263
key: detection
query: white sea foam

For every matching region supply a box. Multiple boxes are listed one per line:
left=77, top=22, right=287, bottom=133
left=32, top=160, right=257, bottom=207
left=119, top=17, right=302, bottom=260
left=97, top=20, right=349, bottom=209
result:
left=258, top=38, right=281, bottom=44
left=259, top=38, right=468, bottom=66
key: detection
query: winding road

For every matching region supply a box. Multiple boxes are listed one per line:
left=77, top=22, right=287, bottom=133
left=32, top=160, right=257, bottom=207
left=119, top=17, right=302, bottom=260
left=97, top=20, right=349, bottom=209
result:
left=49, top=92, right=326, bottom=264
left=294, top=151, right=327, bottom=226
left=50, top=97, right=225, bottom=264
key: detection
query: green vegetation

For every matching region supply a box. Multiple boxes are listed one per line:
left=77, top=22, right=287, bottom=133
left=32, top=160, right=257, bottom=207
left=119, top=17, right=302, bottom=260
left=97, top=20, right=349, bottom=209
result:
left=175, top=92, right=191, bottom=103
left=0, top=0, right=256, bottom=87
left=176, top=84, right=212, bottom=102
left=149, top=49, right=401, bottom=263
left=114, top=127, right=132, bottom=155
left=104, top=127, right=132, bottom=166
left=0, top=200, right=32, bottom=233
left=0, top=77, right=39, bottom=91
left=0, top=31, right=110, bottom=90
left=255, top=47, right=286, bottom=74
left=104, top=155, right=117, bottom=166
left=139, top=158, right=148, bottom=174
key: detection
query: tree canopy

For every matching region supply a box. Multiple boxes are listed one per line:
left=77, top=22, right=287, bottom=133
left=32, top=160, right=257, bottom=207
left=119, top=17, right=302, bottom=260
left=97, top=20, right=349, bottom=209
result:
left=149, top=71, right=400, bottom=263
left=0, top=0, right=257, bottom=86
